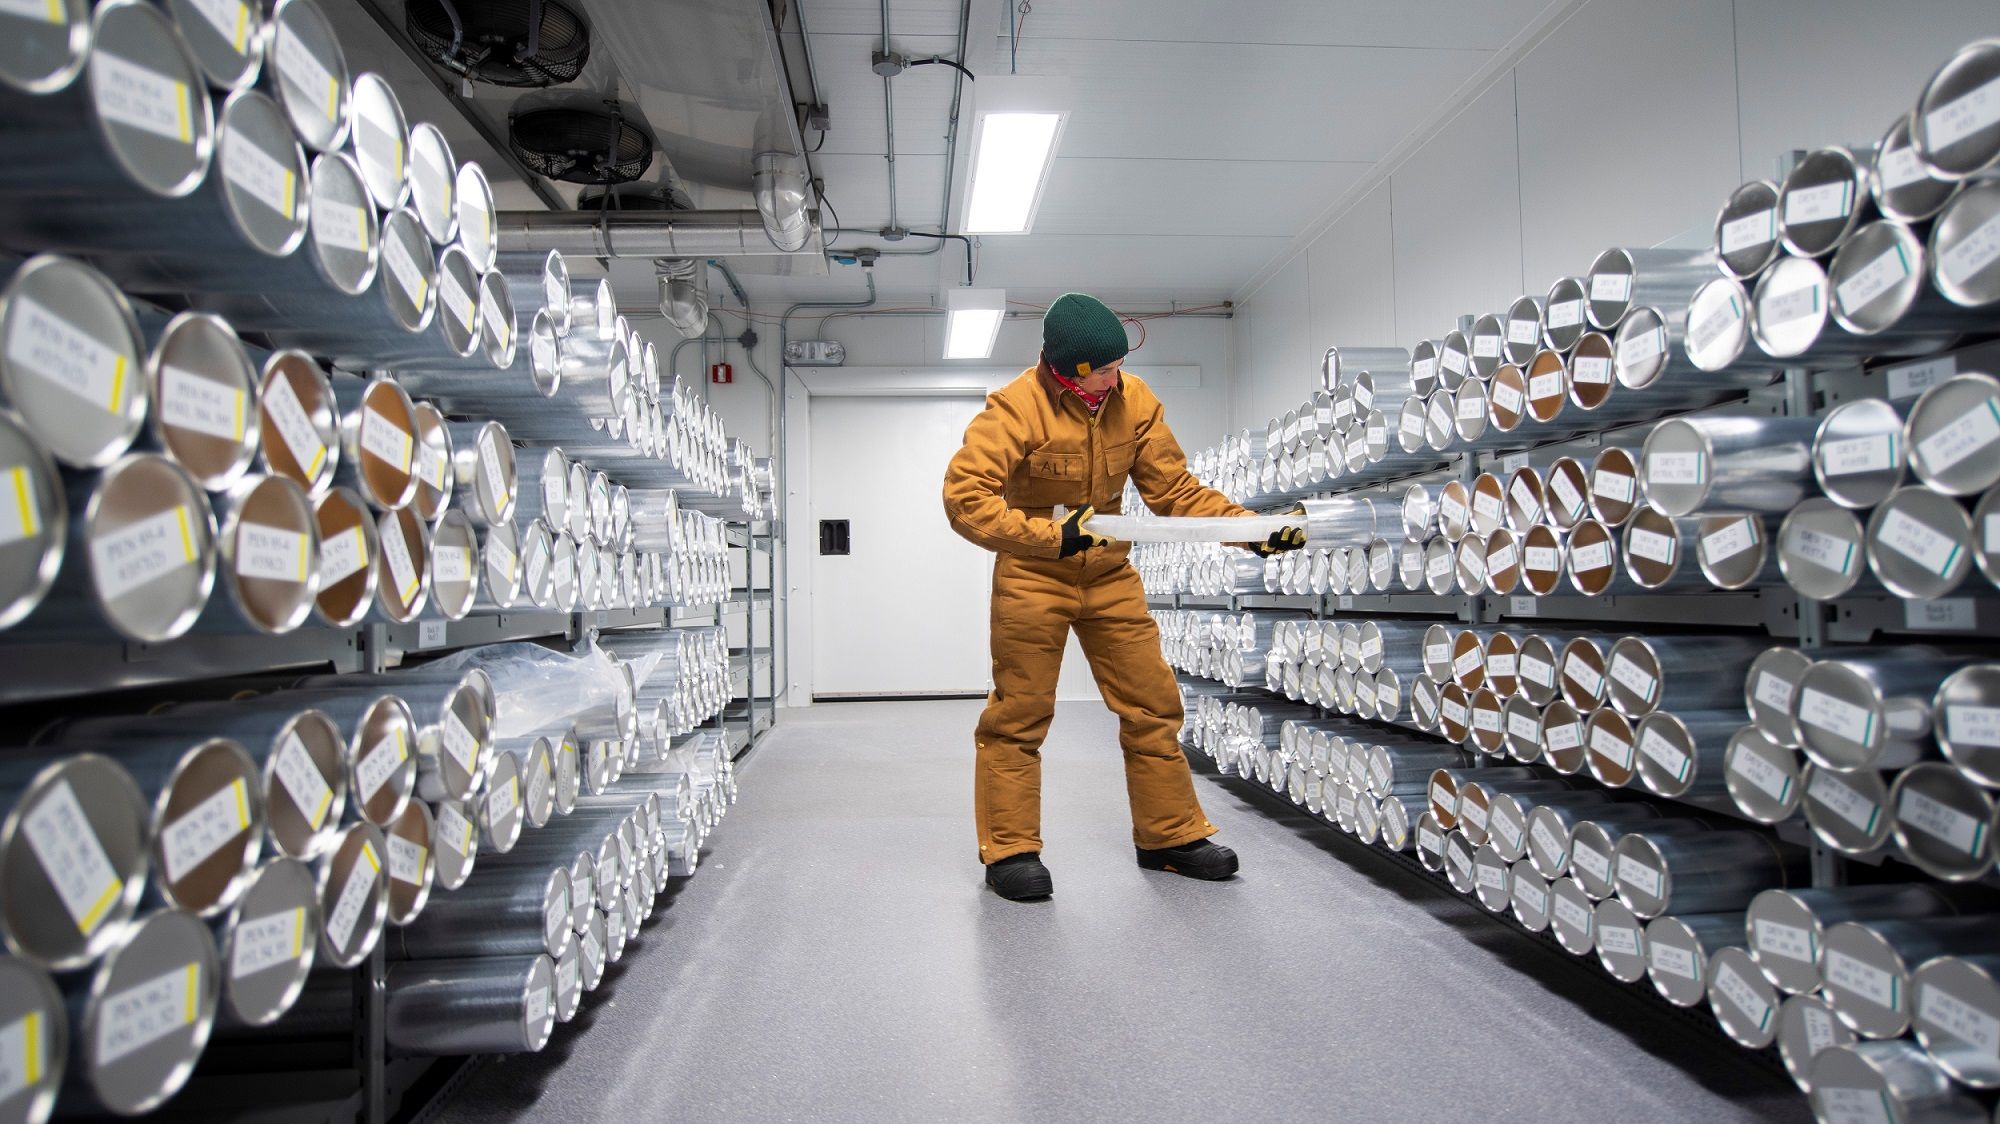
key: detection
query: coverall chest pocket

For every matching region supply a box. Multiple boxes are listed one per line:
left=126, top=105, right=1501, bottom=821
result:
left=1102, top=439, right=1137, bottom=491
left=1021, top=448, right=1085, bottom=508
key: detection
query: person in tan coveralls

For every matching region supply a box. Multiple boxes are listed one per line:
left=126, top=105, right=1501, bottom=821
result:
left=941, top=293, right=1305, bottom=900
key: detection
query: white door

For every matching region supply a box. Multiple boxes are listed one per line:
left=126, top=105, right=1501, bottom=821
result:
left=810, top=395, right=993, bottom=697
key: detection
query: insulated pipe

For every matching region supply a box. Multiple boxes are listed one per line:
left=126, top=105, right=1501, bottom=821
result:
left=0, top=753, right=152, bottom=970
left=1793, top=651, right=1974, bottom=771
left=1820, top=917, right=2000, bottom=1040
left=257, top=351, right=339, bottom=499
left=1715, top=179, right=1783, bottom=280
left=260, top=0, right=350, bottom=153
left=217, top=857, right=318, bottom=1028
left=68, top=907, right=220, bottom=1116
left=1802, top=764, right=1894, bottom=855
left=251, top=209, right=438, bottom=367
left=1523, top=801, right=1661, bottom=883
left=1777, top=146, right=1876, bottom=258
left=1873, top=111, right=1963, bottom=223
left=346, top=72, right=408, bottom=213
left=28, top=452, right=218, bottom=644
left=1633, top=711, right=1743, bottom=799
left=1813, top=398, right=1907, bottom=510
left=197, top=473, right=322, bottom=635
left=1827, top=220, right=1974, bottom=351
left=1936, top=665, right=2000, bottom=786
left=1778, top=499, right=1874, bottom=602
left=1903, top=372, right=2000, bottom=497
left=177, top=150, right=379, bottom=323
left=383, top=798, right=433, bottom=926
left=49, top=703, right=345, bottom=863
left=1927, top=179, right=2000, bottom=308
left=495, top=250, right=569, bottom=336
left=145, top=311, right=261, bottom=492
left=1912, top=38, right=2000, bottom=181
left=494, top=209, right=821, bottom=259
left=1584, top=246, right=1717, bottom=331
left=1646, top=912, right=1747, bottom=1008
left=1808, top=1040, right=1976, bottom=1112
left=1724, top=725, right=1803, bottom=825
left=1910, top=954, right=2000, bottom=1088
left=1696, top=514, right=1783, bottom=590
left=1888, top=763, right=1997, bottom=881
left=1639, top=415, right=1819, bottom=517
left=408, top=402, right=453, bottom=523
left=0, top=410, right=67, bottom=630
left=1683, top=275, right=1788, bottom=374
left=1620, top=507, right=1704, bottom=591
left=290, top=673, right=491, bottom=802
left=1746, top=884, right=1986, bottom=997
left=0, top=958, right=64, bottom=1120
left=315, top=821, right=387, bottom=969
left=0, top=0, right=214, bottom=217
left=1613, top=827, right=1804, bottom=919
left=392, top=863, right=570, bottom=961
left=0, top=255, right=151, bottom=470
left=1602, top=635, right=1764, bottom=719
left=382, top=954, right=555, bottom=1056
left=1750, top=253, right=1882, bottom=361
left=309, top=485, right=376, bottom=627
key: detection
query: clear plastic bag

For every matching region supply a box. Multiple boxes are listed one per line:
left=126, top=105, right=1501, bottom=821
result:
left=419, top=639, right=630, bottom=739
left=1056, top=505, right=1302, bottom=544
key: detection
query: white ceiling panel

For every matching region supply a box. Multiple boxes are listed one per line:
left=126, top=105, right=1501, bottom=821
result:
left=1001, top=38, right=1491, bottom=163
left=806, top=0, right=965, bottom=37
left=806, top=32, right=964, bottom=156
left=966, top=234, right=1283, bottom=299
left=1031, top=158, right=1367, bottom=238
left=981, top=0, right=1559, bottom=50
left=811, top=154, right=951, bottom=233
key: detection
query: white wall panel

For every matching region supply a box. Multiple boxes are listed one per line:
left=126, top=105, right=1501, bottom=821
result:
left=1235, top=255, right=1315, bottom=432
left=1514, top=0, right=1742, bottom=289
left=1033, top=158, right=1368, bottom=238
left=1305, top=181, right=1400, bottom=356
left=1735, top=0, right=2000, bottom=177
left=1389, top=76, right=1526, bottom=341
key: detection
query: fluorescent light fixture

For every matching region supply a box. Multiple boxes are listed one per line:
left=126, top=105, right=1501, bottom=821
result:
left=944, top=288, right=1006, bottom=359
left=957, top=77, right=1068, bottom=235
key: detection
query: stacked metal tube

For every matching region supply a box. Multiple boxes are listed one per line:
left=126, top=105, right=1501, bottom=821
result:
left=1160, top=38, right=2000, bottom=1118
left=0, top=0, right=770, bottom=1116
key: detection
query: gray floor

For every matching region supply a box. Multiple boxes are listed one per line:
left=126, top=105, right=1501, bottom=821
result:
left=433, top=699, right=1809, bottom=1124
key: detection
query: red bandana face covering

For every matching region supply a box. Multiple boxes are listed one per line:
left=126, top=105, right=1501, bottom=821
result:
left=1046, top=366, right=1111, bottom=412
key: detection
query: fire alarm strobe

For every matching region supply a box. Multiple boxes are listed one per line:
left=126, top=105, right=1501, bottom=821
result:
left=710, top=362, right=734, bottom=385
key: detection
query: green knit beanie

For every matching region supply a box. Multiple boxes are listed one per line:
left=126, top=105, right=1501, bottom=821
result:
left=1042, top=293, right=1129, bottom=379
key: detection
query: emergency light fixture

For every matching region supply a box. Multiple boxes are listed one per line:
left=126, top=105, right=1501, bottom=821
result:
left=944, top=288, right=1006, bottom=359
left=959, top=77, right=1067, bottom=235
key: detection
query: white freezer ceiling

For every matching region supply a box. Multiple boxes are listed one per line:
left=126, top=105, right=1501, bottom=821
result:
left=329, top=0, right=1572, bottom=306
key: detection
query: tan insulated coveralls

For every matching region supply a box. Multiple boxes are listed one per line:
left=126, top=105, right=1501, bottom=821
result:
left=942, top=366, right=1250, bottom=864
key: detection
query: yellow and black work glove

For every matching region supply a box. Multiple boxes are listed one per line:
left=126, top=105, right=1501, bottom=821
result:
left=1058, top=506, right=1108, bottom=558
left=1249, top=525, right=1307, bottom=557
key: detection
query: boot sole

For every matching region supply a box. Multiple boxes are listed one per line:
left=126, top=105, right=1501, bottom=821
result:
left=1136, top=853, right=1239, bottom=880
left=986, top=878, right=1053, bottom=901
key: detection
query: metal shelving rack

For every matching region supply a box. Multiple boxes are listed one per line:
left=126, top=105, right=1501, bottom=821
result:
left=726, top=519, right=780, bottom=759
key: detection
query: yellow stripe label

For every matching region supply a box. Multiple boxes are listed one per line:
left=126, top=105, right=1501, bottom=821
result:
left=107, top=355, right=126, bottom=414
left=174, top=81, right=191, bottom=143
left=78, top=876, right=123, bottom=935
left=23, top=1011, right=41, bottom=1084
left=182, top=963, right=199, bottom=1023
left=175, top=505, right=196, bottom=562
left=7, top=466, right=36, bottom=540
left=289, top=907, right=305, bottom=957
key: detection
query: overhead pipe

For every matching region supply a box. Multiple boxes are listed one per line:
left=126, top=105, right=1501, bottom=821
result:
left=494, top=209, right=824, bottom=259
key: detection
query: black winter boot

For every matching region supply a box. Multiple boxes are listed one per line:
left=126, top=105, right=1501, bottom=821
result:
left=1136, top=838, right=1238, bottom=880
left=984, top=853, right=1053, bottom=900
